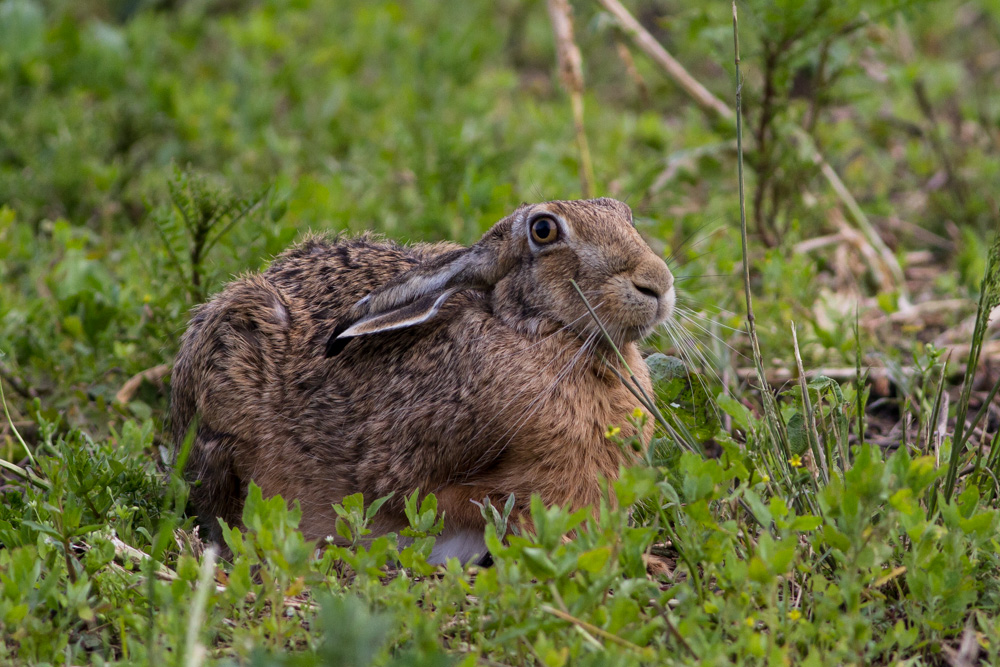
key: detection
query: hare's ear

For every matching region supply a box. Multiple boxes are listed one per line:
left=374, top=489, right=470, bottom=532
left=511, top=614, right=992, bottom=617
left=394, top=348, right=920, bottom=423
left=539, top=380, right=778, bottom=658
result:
left=334, top=287, right=459, bottom=339
left=325, top=225, right=515, bottom=357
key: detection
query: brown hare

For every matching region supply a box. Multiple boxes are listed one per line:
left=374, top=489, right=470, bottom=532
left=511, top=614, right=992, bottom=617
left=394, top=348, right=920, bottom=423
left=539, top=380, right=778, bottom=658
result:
left=170, top=197, right=674, bottom=563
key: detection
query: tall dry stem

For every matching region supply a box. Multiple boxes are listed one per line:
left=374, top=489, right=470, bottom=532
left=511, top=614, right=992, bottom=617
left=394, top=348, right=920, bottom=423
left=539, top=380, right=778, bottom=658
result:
left=547, top=0, right=595, bottom=197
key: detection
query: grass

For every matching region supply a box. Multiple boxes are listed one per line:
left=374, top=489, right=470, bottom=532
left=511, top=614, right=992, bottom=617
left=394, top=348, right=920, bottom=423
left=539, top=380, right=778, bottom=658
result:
left=2, top=0, right=1000, bottom=664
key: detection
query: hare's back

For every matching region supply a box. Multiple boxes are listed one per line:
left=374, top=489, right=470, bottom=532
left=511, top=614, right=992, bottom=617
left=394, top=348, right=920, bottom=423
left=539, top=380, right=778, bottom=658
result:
left=172, top=235, right=426, bottom=442
left=266, top=234, right=425, bottom=316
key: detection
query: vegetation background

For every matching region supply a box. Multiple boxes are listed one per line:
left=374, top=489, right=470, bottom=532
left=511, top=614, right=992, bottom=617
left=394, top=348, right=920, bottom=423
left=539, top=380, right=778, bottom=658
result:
left=1, top=0, right=999, bottom=664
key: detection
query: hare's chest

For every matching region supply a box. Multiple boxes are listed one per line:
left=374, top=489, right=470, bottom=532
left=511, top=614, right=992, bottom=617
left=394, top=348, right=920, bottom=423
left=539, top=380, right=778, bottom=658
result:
left=463, top=329, right=650, bottom=464
left=493, top=368, right=643, bottom=455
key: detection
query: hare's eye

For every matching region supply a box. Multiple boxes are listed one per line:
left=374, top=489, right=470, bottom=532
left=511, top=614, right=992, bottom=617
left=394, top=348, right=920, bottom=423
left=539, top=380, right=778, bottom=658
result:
left=530, top=216, right=560, bottom=245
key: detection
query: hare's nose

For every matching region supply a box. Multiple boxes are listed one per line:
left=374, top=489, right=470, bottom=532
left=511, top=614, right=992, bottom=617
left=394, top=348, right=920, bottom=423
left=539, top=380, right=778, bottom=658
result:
left=631, top=259, right=674, bottom=301
left=632, top=281, right=662, bottom=300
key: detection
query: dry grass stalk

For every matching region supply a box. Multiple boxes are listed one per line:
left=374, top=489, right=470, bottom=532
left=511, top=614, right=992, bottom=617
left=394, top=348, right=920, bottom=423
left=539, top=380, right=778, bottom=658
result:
left=649, top=141, right=738, bottom=194
left=546, top=0, right=595, bottom=197
left=736, top=366, right=892, bottom=384
left=184, top=546, right=218, bottom=667
left=827, top=208, right=897, bottom=293
left=791, top=323, right=829, bottom=483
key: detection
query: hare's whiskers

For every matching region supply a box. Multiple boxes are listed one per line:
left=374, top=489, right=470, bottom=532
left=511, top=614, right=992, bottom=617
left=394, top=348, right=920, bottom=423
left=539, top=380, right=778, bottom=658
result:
left=674, top=293, right=738, bottom=318
left=658, top=325, right=726, bottom=426
left=675, top=274, right=731, bottom=283
left=673, top=309, right=747, bottom=360
left=674, top=303, right=743, bottom=333
left=661, top=321, right=728, bottom=391
left=662, top=320, right=714, bottom=372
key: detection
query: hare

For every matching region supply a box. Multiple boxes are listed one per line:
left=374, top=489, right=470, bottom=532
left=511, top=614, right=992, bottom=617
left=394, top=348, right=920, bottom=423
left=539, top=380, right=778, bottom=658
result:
left=170, top=197, right=674, bottom=563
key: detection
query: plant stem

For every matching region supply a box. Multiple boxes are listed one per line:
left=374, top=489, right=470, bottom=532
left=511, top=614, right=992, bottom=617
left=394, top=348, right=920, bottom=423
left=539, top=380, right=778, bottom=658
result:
left=944, top=227, right=1000, bottom=501
left=791, top=323, right=829, bottom=485
left=0, top=362, right=37, bottom=467
left=854, top=307, right=865, bottom=450
left=733, top=2, right=794, bottom=475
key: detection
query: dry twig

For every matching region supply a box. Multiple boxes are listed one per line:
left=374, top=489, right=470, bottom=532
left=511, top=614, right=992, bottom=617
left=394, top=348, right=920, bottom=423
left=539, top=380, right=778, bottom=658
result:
left=116, top=364, right=171, bottom=405
left=597, top=0, right=732, bottom=119
left=736, top=366, right=892, bottom=384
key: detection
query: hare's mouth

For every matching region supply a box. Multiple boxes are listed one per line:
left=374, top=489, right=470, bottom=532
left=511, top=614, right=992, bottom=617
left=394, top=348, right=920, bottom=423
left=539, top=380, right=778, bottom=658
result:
left=627, top=285, right=676, bottom=342
left=630, top=283, right=676, bottom=337
left=564, top=275, right=674, bottom=345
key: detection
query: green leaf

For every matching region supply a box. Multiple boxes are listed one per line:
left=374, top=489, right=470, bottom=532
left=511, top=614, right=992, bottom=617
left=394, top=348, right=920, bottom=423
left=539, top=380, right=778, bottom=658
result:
left=717, top=394, right=753, bottom=432
left=365, top=492, right=394, bottom=522
left=786, top=411, right=810, bottom=456
left=520, top=547, right=558, bottom=580
left=748, top=556, right=772, bottom=584
left=577, top=546, right=612, bottom=574
left=788, top=515, right=823, bottom=532
left=484, top=525, right=504, bottom=558
left=341, top=493, right=364, bottom=516
left=743, top=488, right=772, bottom=526
left=821, top=524, right=851, bottom=553
left=768, top=496, right=789, bottom=520
left=335, top=517, right=352, bottom=542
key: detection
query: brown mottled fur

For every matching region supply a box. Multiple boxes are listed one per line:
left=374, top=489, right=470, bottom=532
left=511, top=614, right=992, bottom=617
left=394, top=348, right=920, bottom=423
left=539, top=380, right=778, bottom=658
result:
left=171, top=198, right=674, bottom=554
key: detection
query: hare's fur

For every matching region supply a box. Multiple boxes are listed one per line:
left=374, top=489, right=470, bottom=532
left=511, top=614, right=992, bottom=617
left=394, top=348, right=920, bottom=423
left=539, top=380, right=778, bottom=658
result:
left=171, top=198, right=674, bottom=561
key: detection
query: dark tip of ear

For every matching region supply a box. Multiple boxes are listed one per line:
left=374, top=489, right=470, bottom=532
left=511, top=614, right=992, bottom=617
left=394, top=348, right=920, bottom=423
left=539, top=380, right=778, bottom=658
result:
left=324, top=320, right=353, bottom=358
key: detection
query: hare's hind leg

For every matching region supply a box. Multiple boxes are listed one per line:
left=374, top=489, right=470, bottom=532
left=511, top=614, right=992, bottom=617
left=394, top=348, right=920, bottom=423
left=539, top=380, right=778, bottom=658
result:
left=185, top=425, right=249, bottom=546
left=172, top=275, right=293, bottom=546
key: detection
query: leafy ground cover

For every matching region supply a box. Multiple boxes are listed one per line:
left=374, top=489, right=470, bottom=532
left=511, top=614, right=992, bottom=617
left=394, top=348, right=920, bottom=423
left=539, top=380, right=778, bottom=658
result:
left=1, top=0, right=999, bottom=664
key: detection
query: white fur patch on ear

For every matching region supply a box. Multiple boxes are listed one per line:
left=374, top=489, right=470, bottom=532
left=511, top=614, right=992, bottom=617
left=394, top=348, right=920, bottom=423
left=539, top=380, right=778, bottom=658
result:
left=337, top=288, right=459, bottom=339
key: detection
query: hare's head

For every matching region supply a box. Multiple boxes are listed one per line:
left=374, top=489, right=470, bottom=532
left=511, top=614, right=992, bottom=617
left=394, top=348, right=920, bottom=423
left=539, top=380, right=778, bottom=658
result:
left=327, top=198, right=673, bottom=355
